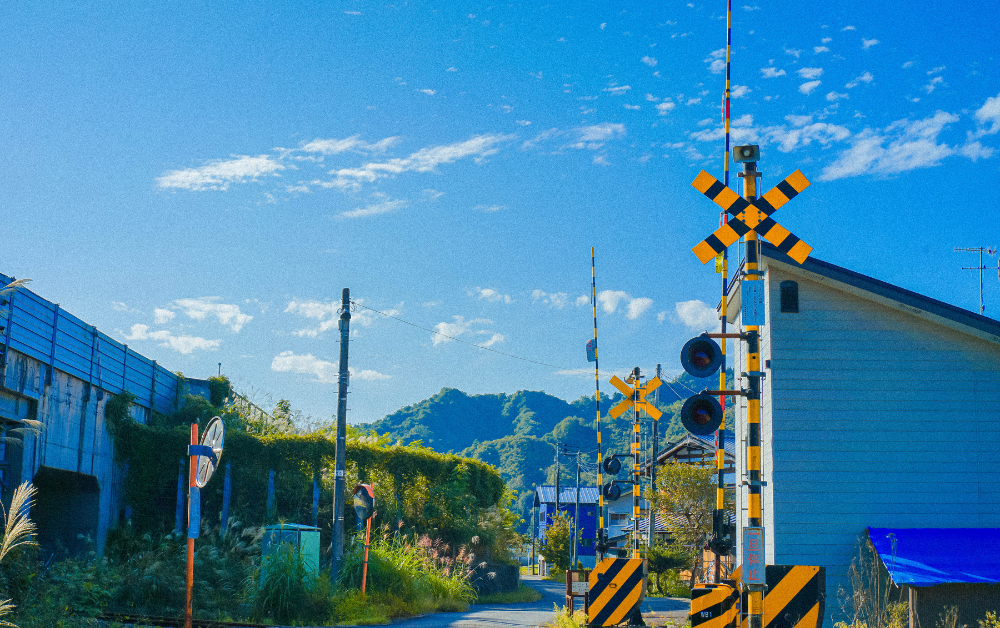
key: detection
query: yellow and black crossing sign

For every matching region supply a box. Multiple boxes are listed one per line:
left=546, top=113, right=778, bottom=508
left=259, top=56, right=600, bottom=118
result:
left=690, top=582, right=739, bottom=628
left=607, top=375, right=662, bottom=420
left=690, top=170, right=812, bottom=265
left=723, top=564, right=825, bottom=628
left=587, top=557, right=646, bottom=626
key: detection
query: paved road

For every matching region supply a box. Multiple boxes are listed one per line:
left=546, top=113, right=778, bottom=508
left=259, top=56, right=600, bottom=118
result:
left=384, top=576, right=691, bottom=628
left=387, top=575, right=565, bottom=628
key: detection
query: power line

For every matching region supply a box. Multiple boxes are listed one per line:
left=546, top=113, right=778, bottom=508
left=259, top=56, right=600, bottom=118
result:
left=350, top=301, right=571, bottom=370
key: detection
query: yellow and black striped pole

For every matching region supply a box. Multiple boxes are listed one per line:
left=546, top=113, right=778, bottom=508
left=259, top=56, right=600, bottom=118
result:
left=592, top=248, right=605, bottom=558
left=631, top=368, right=641, bottom=558
left=741, top=160, right=764, bottom=628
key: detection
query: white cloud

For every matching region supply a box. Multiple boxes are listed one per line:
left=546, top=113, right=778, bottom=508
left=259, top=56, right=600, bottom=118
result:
left=797, top=67, right=824, bottom=79
left=340, top=198, right=409, bottom=218
left=846, top=72, right=873, bottom=88
left=842, top=25, right=856, bottom=31
left=299, top=136, right=398, bottom=156
left=474, top=204, right=507, bottom=212
left=157, top=155, right=285, bottom=191
left=691, top=113, right=850, bottom=153
left=431, top=315, right=494, bottom=346
left=271, top=351, right=340, bottom=383
left=532, top=290, right=569, bottom=308
left=419, top=89, right=436, bottom=95
left=516, top=120, right=532, bottom=126
left=761, top=67, right=786, bottom=78
left=927, top=66, right=946, bottom=75
left=124, top=324, right=220, bottom=354
left=657, top=311, right=667, bottom=323
left=646, top=94, right=659, bottom=102
left=603, top=85, right=631, bottom=95
left=641, top=56, right=658, bottom=67
left=656, top=101, right=676, bottom=115
left=821, top=37, right=832, bottom=44
left=959, top=141, right=994, bottom=161
left=820, top=111, right=963, bottom=181
left=730, top=85, right=751, bottom=98
left=331, top=134, right=515, bottom=190
left=923, top=76, right=944, bottom=94
left=973, top=91, right=1000, bottom=136
left=351, top=368, right=391, bottom=381
left=574, top=294, right=590, bottom=307
left=111, top=301, right=140, bottom=314
left=567, top=123, right=626, bottom=149
left=827, top=91, right=849, bottom=102
left=707, top=59, right=726, bottom=74
left=902, top=61, right=915, bottom=69
left=153, top=308, right=176, bottom=324
left=862, top=38, right=879, bottom=49
left=471, top=287, right=512, bottom=304
left=813, top=46, right=830, bottom=54
left=597, top=290, right=630, bottom=314
left=172, top=297, right=253, bottom=332
left=478, top=333, right=505, bottom=348
left=799, top=81, right=822, bottom=95
left=626, top=297, right=653, bottom=320
left=675, top=300, right=718, bottom=330
left=785, top=48, right=802, bottom=58
left=624, top=104, right=640, bottom=111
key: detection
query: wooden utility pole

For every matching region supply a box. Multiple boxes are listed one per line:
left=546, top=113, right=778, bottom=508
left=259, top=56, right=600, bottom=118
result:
left=331, top=288, right=351, bottom=584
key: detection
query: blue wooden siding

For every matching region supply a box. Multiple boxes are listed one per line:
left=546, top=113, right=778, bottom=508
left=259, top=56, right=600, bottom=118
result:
left=1, top=273, right=180, bottom=416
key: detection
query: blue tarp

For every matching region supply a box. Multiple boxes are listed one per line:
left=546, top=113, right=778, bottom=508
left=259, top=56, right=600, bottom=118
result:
left=868, top=527, right=1000, bottom=587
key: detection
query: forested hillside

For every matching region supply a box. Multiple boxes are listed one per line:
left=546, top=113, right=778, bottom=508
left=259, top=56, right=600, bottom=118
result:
left=361, top=370, right=733, bottom=526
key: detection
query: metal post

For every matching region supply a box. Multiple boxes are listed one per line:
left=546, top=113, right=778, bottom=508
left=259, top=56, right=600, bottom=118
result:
left=220, top=462, right=231, bottom=536
left=554, top=442, right=560, bottom=522
left=741, top=160, right=764, bottom=628
left=647, top=364, right=661, bottom=549
left=590, top=249, right=605, bottom=560
left=331, top=288, right=351, bottom=584
left=531, top=491, right=537, bottom=575
left=573, top=452, right=580, bottom=568
left=185, top=423, right=198, bottom=628
left=631, top=367, right=641, bottom=559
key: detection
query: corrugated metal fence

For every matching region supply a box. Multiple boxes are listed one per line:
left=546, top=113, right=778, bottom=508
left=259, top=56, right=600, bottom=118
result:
left=0, top=273, right=180, bottom=417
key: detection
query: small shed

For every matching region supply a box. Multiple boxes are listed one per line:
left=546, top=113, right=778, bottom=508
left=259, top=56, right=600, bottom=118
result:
left=868, top=527, right=1000, bottom=627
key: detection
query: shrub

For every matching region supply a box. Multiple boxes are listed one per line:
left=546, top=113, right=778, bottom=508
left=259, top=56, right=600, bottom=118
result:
left=246, top=543, right=330, bottom=624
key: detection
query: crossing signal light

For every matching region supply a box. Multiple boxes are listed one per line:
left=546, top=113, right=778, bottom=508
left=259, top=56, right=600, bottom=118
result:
left=602, top=455, right=622, bottom=475
left=681, top=334, right=723, bottom=378
left=603, top=482, right=622, bottom=501
left=681, top=392, right=724, bottom=436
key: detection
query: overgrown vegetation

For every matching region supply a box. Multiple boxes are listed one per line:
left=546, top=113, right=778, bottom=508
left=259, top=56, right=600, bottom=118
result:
left=546, top=604, right=588, bottom=628
left=835, top=538, right=907, bottom=628
left=542, top=511, right=571, bottom=574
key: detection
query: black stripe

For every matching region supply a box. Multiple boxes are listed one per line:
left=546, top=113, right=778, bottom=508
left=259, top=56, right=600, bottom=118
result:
left=747, top=422, right=760, bottom=444
left=703, top=234, right=726, bottom=255
left=777, top=235, right=800, bottom=254
left=756, top=217, right=779, bottom=239
left=589, top=558, right=629, bottom=602
left=775, top=179, right=798, bottom=200
left=747, top=244, right=758, bottom=264
left=727, top=197, right=750, bottom=215
left=705, top=180, right=726, bottom=200
left=728, top=218, right=751, bottom=237
left=749, top=470, right=760, bottom=481
left=753, top=197, right=777, bottom=216
left=749, top=517, right=761, bottom=526
left=591, top=566, right=645, bottom=626
left=764, top=570, right=823, bottom=628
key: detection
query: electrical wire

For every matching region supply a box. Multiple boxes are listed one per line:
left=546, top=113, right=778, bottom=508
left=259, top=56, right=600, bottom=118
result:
left=350, top=301, right=571, bottom=370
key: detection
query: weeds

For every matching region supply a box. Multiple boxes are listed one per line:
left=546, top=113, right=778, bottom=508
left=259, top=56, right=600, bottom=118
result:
left=546, top=604, right=588, bottom=628
left=836, top=537, right=906, bottom=628
left=0, top=483, right=37, bottom=628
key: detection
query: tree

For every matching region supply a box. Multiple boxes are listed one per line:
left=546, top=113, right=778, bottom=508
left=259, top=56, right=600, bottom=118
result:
left=542, top=511, right=571, bottom=573
left=649, top=461, right=722, bottom=587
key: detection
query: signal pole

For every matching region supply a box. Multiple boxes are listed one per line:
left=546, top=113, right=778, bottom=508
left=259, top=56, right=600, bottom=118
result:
left=739, top=160, right=764, bottom=628
left=331, top=288, right=351, bottom=584
left=646, top=364, right=661, bottom=549
left=629, top=367, right=642, bottom=559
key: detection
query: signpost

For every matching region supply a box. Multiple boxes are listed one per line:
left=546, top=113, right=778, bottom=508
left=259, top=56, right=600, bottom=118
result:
left=353, top=484, right=376, bottom=595
left=185, top=416, right=224, bottom=628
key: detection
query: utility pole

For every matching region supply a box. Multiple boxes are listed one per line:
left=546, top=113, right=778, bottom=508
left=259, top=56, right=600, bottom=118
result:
left=573, top=450, right=581, bottom=568
left=954, top=246, right=997, bottom=315
left=331, top=288, right=351, bottom=584
left=647, top=364, right=661, bottom=549
left=531, top=487, right=537, bottom=575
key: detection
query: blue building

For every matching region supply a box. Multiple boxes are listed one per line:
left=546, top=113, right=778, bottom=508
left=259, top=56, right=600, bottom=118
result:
left=534, top=485, right=599, bottom=568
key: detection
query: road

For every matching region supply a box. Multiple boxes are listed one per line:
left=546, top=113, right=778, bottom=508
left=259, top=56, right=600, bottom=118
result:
left=383, top=576, right=690, bottom=628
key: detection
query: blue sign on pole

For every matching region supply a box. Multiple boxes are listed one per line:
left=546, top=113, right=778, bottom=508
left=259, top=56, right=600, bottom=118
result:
left=586, top=338, right=597, bottom=362
left=742, top=526, right=765, bottom=585
left=741, top=279, right=766, bottom=326
left=188, top=487, right=201, bottom=539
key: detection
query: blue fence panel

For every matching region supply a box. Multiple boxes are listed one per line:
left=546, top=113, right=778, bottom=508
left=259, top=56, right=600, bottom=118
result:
left=124, top=349, right=153, bottom=401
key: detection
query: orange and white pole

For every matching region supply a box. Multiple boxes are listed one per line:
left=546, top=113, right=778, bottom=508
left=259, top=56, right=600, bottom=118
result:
left=185, top=422, right=198, bottom=628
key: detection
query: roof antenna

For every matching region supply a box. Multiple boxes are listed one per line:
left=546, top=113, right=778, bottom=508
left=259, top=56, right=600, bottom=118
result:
left=954, top=246, right=998, bottom=315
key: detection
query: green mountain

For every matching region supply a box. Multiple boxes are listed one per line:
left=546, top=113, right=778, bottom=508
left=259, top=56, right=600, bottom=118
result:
left=361, top=370, right=733, bottom=528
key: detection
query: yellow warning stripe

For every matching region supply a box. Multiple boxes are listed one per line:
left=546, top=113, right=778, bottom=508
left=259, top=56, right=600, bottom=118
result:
left=791, top=603, right=821, bottom=628
left=765, top=566, right=818, bottom=621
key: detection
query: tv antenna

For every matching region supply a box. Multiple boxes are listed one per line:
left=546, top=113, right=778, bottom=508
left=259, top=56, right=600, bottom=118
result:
left=954, top=246, right=998, bottom=315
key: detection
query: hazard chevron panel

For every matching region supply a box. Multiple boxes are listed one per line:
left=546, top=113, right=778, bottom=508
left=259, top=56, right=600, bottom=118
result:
left=587, top=558, right=646, bottom=627
left=731, top=564, right=826, bottom=628
left=690, top=583, right=739, bottom=628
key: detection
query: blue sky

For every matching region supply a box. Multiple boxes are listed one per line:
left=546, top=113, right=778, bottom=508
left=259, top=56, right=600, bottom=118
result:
left=2, top=0, right=998, bottom=425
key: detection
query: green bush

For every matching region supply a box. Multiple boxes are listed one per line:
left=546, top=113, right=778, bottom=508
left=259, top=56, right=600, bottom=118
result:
left=246, top=544, right=331, bottom=624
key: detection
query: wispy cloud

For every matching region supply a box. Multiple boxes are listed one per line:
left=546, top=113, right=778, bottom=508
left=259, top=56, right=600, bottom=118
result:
left=597, top=290, right=653, bottom=320
left=153, top=308, right=176, bottom=324
left=431, top=315, right=499, bottom=346
left=532, top=290, right=569, bottom=308
left=797, top=67, right=824, bottom=79
left=641, top=56, right=658, bottom=67
left=471, top=287, right=513, bottom=304
left=820, top=111, right=969, bottom=181
left=299, top=135, right=399, bottom=156
left=124, top=324, right=220, bottom=354
left=705, top=48, right=726, bottom=74
left=340, top=198, right=409, bottom=219
left=157, top=155, right=285, bottom=191
left=566, top=123, right=626, bottom=150
left=799, top=81, right=822, bottom=95
left=271, top=351, right=340, bottom=383
left=813, top=46, right=830, bottom=54
left=168, top=297, right=253, bottom=332
left=972, top=91, right=1000, bottom=137
left=474, top=204, right=507, bottom=212
left=730, top=85, right=751, bottom=98
left=675, top=300, right=718, bottom=330
left=846, top=72, right=873, bottom=88
left=862, top=38, right=879, bottom=49
left=923, top=76, right=944, bottom=94
left=656, top=101, right=676, bottom=115
left=761, top=67, right=786, bottom=78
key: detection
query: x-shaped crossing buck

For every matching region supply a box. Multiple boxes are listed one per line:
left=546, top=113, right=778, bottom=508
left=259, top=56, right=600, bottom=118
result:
left=608, top=375, right=663, bottom=420
left=690, top=169, right=813, bottom=265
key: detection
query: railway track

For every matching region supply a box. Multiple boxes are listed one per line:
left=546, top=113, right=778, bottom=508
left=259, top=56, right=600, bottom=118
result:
left=98, top=612, right=272, bottom=628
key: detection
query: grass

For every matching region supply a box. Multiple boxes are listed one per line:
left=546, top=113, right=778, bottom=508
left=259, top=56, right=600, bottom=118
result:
left=544, top=571, right=567, bottom=584
left=475, top=584, right=543, bottom=605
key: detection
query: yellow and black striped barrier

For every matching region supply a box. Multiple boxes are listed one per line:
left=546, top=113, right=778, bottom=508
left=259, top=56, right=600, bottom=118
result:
left=690, top=582, right=740, bottom=628
left=697, top=565, right=824, bottom=628
left=587, top=557, right=646, bottom=626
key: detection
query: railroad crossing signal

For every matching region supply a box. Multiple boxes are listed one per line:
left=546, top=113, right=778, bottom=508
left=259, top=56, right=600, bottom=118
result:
left=690, top=169, right=813, bottom=264
left=608, top=374, right=662, bottom=420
